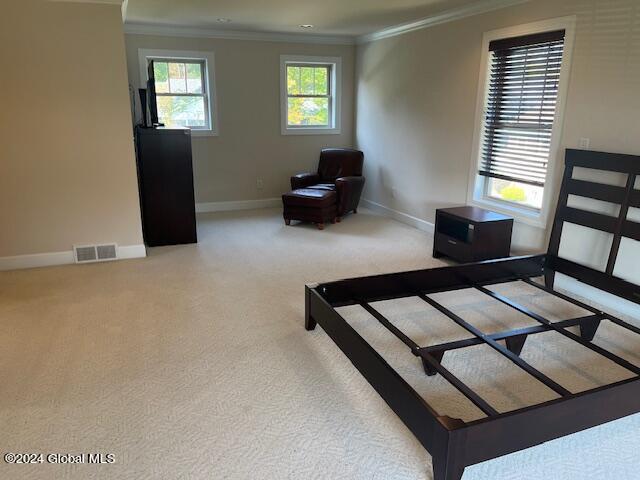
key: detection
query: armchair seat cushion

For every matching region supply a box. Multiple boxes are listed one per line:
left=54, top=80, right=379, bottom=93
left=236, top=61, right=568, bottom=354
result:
left=282, top=188, right=336, bottom=208
left=310, top=183, right=337, bottom=191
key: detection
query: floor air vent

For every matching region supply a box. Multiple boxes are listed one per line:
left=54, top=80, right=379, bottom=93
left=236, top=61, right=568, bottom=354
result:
left=74, top=244, right=118, bottom=264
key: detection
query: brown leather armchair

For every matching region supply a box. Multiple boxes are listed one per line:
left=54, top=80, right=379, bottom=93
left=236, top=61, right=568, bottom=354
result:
left=290, top=148, right=365, bottom=217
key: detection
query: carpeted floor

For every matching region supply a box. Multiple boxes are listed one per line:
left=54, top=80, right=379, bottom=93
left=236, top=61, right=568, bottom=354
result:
left=1, top=208, right=639, bottom=480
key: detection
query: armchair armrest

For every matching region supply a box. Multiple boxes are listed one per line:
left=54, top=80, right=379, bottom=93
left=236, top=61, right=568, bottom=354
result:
left=291, top=172, right=320, bottom=190
left=336, top=176, right=365, bottom=186
left=335, top=176, right=366, bottom=216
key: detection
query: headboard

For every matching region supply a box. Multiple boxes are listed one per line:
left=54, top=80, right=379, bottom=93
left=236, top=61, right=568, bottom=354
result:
left=546, top=149, right=640, bottom=304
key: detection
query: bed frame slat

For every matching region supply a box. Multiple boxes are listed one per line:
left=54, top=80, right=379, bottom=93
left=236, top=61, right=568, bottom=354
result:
left=419, top=314, right=604, bottom=355
left=360, top=302, right=419, bottom=351
left=417, top=293, right=572, bottom=397
left=522, top=277, right=640, bottom=336
left=475, top=286, right=640, bottom=376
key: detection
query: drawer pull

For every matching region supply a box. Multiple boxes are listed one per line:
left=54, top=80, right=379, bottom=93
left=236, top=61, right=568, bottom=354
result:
left=448, top=240, right=457, bottom=245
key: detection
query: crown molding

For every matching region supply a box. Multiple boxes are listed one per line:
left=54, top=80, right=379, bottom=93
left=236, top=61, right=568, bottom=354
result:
left=357, top=0, right=531, bottom=44
left=124, top=22, right=355, bottom=45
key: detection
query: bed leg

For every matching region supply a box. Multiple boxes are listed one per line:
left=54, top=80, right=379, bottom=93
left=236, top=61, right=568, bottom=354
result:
left=432, top=418, right=466, bottom=480
left=433, top=459, right=465, bottom=480
left=422, top=351, right=444, bottom=376
left=505, top=334, right=527, bottom=356
left=305, top=285, right=317, bottom=331
left=579, top=317, right=602, bottom=342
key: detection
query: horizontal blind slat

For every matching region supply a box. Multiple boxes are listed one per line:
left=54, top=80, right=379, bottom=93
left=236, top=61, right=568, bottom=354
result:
left=481, top=30, right=565, bottom=187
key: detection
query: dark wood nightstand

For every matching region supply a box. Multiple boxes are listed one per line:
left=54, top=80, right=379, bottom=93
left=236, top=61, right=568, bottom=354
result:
left=433, top=206, right=513, bottom=263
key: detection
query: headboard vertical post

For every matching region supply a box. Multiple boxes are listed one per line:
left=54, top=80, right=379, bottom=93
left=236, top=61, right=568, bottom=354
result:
left=605, top=173, right=637, bottom=274
left=545, top=160, right=574, bottom=288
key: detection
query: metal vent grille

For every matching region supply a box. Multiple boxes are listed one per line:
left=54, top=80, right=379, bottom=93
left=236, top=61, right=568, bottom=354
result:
left=75, top=246, right=97, bottom=263
left=74, top=244, right=118, bottom=264
left=96, top=244, right=117, bottom=260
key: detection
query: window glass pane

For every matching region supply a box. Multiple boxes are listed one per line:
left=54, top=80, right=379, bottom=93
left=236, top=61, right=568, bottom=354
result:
left=314, top=67, right=328, bottom=95
left=153, top=62, right=169, bottom=93
left=157, top=95, right=207, bottom=128
left=186, top=63, right=203, bottom=94
left=168, top=63, right=187, bottom=93
left=287, top=66, right=300, bottom=95
left=287, top=65, right=329, bottom=95
left=300, top=67, right=316, bottom=95
left=486, top=178, right=544, bottom=209
left=287, top=97, right=329, bottom=126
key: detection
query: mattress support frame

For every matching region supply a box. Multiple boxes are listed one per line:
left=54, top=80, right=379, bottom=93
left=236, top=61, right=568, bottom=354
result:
left=306, top=257, right=640, bottom=479
left=305, top=150, right=640, bottom=479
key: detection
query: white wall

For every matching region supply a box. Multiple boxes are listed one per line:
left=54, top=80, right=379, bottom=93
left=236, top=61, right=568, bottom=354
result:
left=124, top=34, right=356, bottom=206
left=0, top=0, right=144, bottom=263
left=356, top=0, right=640, bottom=254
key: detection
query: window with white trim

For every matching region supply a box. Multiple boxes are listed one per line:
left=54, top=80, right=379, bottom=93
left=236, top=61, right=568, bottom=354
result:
left=280, top=55, right=341, bottom=135
left=151, top=59, right=209, bottom=129
left=469, top=19, right=574, bottom=225
left=138, top=49, right=218, bottom=136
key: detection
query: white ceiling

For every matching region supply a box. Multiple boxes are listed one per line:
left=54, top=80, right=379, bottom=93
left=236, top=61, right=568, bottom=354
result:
left=124, top=0, right=488, bottom=37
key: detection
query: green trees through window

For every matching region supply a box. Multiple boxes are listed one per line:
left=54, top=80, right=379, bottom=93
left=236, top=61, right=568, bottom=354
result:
left=286, top=65, right=331, bottom=127
left=152, top=60, right=208, bottom=129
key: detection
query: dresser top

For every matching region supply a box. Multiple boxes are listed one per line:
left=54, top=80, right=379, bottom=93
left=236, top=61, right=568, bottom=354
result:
left=437, top=206, right=513, bottom=224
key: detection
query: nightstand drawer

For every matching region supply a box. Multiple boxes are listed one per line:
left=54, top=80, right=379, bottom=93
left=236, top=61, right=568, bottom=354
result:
left=434, top=233, right=473, bottom=263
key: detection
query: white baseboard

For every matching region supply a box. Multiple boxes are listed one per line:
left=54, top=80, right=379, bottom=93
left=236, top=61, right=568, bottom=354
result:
left=117, top=244, right=148, bottom=260
left=0, top=244, right=147, bottom=272
left=196, top=198, right=281, bottom=213
left=0, top=251, right=75, bottom=271
left=362, top=199, right=435, bottom=233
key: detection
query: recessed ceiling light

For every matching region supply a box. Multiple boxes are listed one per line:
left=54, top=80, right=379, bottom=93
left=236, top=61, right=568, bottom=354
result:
left=217, top=18, right=231, bottom=23
left=299, top=24, right=314, bottom=28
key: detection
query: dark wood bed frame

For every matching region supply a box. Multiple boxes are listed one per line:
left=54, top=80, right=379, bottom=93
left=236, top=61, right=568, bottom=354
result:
left=305, top=149, right=640, bottom=480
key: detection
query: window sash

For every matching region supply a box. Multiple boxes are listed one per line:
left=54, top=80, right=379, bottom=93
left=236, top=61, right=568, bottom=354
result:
left=286, top=96, right=332, bottom=127
left=286, top=63, right=332, bottom=96
left=286, top=63, right=332, bottom=127
left=149, top=59, right=210, bottom=130
left=479, top=30, right=565, bottom=189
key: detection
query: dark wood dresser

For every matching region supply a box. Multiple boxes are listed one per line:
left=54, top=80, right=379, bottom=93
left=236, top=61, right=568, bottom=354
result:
left=135, top=126, right=197, bottom=247
left=433, top=206, right=513, bottom=263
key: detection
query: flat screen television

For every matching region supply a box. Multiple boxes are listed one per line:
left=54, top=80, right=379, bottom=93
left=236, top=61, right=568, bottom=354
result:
left=147, top=60, right=161, bottom=126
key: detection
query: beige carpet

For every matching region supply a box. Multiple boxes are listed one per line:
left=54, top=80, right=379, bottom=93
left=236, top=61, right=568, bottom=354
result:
left=1, top=208, right=639, bottom=480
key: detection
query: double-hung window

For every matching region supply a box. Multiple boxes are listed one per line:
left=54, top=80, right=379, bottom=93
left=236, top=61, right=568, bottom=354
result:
left=280, top=55, right=341, bottom=135
left=469, top=20, right=574, bottom=225
left=151, top=60, right=208, bottom=129
left=138, top=49, right=218, bottom=136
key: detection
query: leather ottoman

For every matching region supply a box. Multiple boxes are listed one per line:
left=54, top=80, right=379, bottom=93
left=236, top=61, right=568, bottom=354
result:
left=282, top=188, right=338, bottom=230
